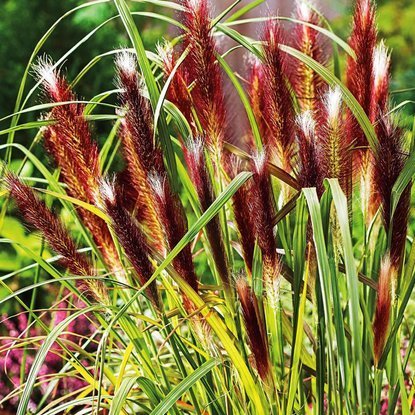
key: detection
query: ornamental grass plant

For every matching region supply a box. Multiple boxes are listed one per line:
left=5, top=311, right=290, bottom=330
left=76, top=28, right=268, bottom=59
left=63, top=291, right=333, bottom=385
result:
left=1, top=0, right=415, bottom=413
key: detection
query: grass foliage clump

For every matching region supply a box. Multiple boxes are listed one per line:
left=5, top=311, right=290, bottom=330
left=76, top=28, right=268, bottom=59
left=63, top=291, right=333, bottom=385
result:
left=1, top=0, right=415, bottom=413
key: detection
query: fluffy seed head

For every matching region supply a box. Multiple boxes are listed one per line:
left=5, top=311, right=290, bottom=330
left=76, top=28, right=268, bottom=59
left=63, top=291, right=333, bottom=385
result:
left=324, top=86, right=343, bottom=124
left=5, top=173, right=91, bottom=277
left=370, top=40, right=391, bottom=123
left=373, top=255, right=394, bottom=366
left=184, top=137, right=211, bottom=207
left=100, top=179, right=160, bottom=306
left=261, top=19, right=296, bottom=168
left=184, top=137, right=205, bottom=173
left=265, top=273, right=281, bottom=310
left=249, top=151, right=281, bottom=282
left=98, top=179, right=116, bottom=206
left=345, top=0, right=377, bottom=169
left=33, top=56, right=59, bottom=94
left=316, top=86, right=350, bottom=195
left=289, top=0, right=327, bottom=112
left=227, top=155, right=255, bottom=273
left=369, top=41, right=390, bottom=123
left=33, top=56, right=100, bottom=199
left=148, top=173, right=166, bottom=201
left=296, top=0, right=314, bottom=21
left=296, top=110, right=316, bottom=138
left=115, top=50, right=137, bottom=78
left=150, top=172, right=199, bottom=292
left=157, top=41, right=194, bottom=131
left=373, top=41, right=390, bottom=90
left=372, top=113, right=409, bottom=267
left=245, top=52, right=261, bottom=68
left=296, top=111, right=319, bottom=190
left=156, top=41, right=174, bottom=70
left=32, top=56, right=75, bottom=105
left=264, top=19, right=281, bottom=49
left=252, top=150, right=268, bottom=176
left=184, top=138, right=230, bottom=290
left=246, top=54, right=267, bottom=144
left=236, top=276, right=271, bottom=382
left=360, top=0, right=372, bottom=23
left=186, top=0, right=203, bottom=11
left=115, top=50, right=167, bottom=249
left=32, top=59, right=121, bottom=275
left=98, top=177, right=117, bottom=207
left=180, top=0, right=228, bottom=155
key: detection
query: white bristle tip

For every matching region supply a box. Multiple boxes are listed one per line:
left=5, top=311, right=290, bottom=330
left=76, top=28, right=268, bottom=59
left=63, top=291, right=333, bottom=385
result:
left=115, top=50, right=137, bottom=76
left=324, top=86, right=342, bottom=122
left=296, top=110, right=315, bottom=136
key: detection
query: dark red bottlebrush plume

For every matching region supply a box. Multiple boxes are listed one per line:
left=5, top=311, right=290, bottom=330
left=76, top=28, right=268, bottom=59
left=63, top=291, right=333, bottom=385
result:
left=372, top=114, right=410, bottom=268
left=232, top=185, right=255, bottom=274
left=261, top=19, right=296, bottom=171
left=116, top=51, right=164, bottom=175
left=157, top=42, right=195, bottom=134
left=296, top=110, right=319, bottom=190
left=367, top=42, right=391, bottom=217
left=345, top=0, right=377, bottom=168
left=229, top=157, right=256, bottom=275
left=295, top=112, right=319, bottom=280
left=346, top=0, right=377, bottom=118
left=373, top=255, right=393, bottom=366
left=250, top=151, right=281, bottom=287
left=316, top=87, right=351, bottom=196
left=183, top=138, right=231, bottom=291
left=114, top=169, right=140, bottom=216
left=236, top=276, right=271, bottom=382
left=297, top=110, right=318, bottom=266
left=5, top=174, right=108, bottom=303
left=33, top=57, right=121, bottom=275
left=33, top=57, right=99, bottom=207
left=149, top=174, right=198, bottom=293
left=100, top=180, right=160, bottom=307
left=290, top=0, right=328, bottom=112
left=370, top=41, right=390, bottom=123
left=180, top=0, right=228, bottom=159
left=246, top=55, right=267, bottom=145
left=115, top=51, right=166, bottom=250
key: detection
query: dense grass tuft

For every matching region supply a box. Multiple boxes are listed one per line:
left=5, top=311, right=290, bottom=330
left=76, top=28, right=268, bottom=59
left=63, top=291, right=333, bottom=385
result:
left=1, top=0, right=415, bottom=414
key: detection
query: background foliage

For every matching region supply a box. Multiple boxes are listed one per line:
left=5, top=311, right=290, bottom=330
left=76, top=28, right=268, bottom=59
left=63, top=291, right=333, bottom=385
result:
left=0, top=0, right=166, bottom=117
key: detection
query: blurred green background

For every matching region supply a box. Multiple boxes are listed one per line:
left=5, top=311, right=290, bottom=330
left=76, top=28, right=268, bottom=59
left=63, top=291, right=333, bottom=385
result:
left=0, top=0, right=168, bottom=117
